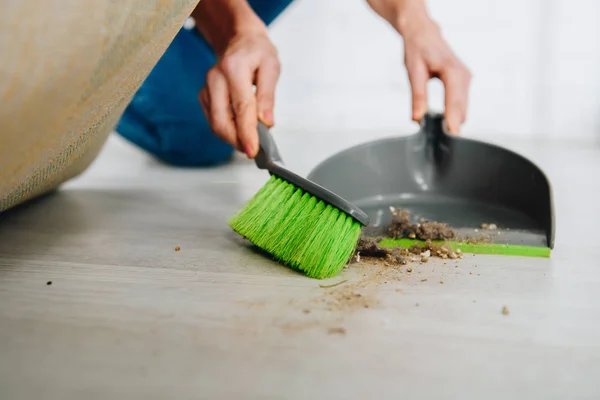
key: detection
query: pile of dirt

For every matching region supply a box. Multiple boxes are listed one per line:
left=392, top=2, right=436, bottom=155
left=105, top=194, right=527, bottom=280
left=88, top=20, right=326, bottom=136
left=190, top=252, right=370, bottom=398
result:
left=354, top=208, right=465, bottom=266
left=355, top=236, right=463, bottom=266
left=387, top=208, right=456, bottom=241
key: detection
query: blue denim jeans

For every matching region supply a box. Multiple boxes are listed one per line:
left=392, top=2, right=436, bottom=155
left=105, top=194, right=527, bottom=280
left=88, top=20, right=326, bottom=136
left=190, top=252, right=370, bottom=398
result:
left=116, top=0, right=294, bottom=167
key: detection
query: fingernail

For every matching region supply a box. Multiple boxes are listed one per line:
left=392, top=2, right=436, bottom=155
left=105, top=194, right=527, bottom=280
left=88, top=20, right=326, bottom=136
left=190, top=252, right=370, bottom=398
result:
left=413, top=108, right=425, bottom=122
left=260, top=110, right=274, bottom=127
left=447, top=120, right=460, bottom=135
left=245, top=143, right=256, bottom=158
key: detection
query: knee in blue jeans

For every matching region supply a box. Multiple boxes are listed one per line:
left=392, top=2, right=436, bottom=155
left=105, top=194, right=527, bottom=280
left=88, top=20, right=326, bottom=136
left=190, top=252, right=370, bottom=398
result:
left=117, top=107, right=234, bottom=167
left=116, top=28, right=234, bottom=167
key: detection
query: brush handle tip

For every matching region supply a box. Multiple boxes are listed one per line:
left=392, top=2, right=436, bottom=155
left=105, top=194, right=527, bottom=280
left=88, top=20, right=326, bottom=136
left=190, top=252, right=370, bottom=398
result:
left=255, top=121, right=283, bottom=169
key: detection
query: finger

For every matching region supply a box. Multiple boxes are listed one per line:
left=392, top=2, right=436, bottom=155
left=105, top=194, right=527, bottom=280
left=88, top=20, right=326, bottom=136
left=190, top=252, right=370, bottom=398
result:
left=199, top=87, right=210, bottom=120
left=205, top=69, right=240, bottom=150
left=440, top=62, right=471, bottom=135
left=406, top=56, right=429, bottom=122
left=255, top=58, right=280, bottom=127
left=221, top=57, right=258, bottom=158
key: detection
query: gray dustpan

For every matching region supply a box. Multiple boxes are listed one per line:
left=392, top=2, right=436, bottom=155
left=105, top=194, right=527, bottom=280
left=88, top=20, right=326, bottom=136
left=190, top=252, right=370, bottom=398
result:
left=307, top=112, right=555, bottom=255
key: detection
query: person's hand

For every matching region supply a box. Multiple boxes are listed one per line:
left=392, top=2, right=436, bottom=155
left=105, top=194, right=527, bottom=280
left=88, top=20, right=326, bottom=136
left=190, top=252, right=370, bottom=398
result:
left=193, top=1, right=279, bottom=158
left=402, top=18, right=471, bottom=134
left=366, top=0, right=471, bottom=134
left=199, top=29, right=279, bottom=158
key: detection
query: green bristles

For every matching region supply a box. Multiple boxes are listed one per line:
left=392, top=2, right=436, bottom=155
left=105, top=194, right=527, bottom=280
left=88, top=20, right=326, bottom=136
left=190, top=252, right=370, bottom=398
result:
left=229, top=175, right=362, bottom=279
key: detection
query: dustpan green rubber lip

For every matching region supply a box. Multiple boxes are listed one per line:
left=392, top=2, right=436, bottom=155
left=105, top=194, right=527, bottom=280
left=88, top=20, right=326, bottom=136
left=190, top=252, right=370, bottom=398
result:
left=378, top=238, right=551, bottom=258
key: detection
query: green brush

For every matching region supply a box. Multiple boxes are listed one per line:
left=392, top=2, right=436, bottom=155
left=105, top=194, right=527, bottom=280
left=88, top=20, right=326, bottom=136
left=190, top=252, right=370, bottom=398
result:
left=229, top=122, right=370, bottom=279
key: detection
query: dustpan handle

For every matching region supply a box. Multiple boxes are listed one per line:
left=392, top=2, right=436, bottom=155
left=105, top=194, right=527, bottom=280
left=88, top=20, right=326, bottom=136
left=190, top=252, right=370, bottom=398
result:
left=420, top=112, right=448, bottom=138
left=420, top=111, right=452, bottom=168
left=255, top=120, right=284, bottom=169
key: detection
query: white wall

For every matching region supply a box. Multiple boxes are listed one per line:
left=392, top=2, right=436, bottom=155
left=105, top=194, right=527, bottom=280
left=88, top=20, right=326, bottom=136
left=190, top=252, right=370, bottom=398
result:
left=268, top=0, right=600, bottom=141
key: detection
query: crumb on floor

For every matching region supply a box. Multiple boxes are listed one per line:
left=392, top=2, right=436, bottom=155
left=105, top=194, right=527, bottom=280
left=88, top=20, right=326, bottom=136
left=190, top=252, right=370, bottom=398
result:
left=328, top=327, right=347, bottom=335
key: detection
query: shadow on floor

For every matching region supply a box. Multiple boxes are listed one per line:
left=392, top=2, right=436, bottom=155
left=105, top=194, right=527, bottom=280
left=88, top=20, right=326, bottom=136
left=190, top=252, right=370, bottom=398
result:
left=0, top=187, right=232, bottom=258
left=0, top=187, right=302, bottom=279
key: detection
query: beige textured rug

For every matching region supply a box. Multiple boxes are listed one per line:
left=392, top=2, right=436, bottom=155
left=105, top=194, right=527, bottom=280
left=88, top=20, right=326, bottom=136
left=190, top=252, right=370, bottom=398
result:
left=0, top=0, right=198, bottom=211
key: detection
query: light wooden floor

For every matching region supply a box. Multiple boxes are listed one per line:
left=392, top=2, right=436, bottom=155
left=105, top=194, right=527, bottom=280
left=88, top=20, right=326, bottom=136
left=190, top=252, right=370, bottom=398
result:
left=1, top=132, right=599, bottom=399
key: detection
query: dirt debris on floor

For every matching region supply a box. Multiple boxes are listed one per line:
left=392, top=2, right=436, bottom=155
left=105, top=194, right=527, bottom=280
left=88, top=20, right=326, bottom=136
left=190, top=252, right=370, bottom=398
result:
left=333, top=209, right=470, bottom=316
left=316, top=277, right=380, bottom=312
left=327, top=327, right=347, bottom=335
left=305, top=209, right=470, bottom=324
left=256, top=209, right=483, bottom=336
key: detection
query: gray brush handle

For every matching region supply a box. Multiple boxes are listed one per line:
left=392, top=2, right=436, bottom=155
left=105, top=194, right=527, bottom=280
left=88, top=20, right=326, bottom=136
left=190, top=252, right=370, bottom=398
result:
left=255, top=121, right=283, bottom=169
